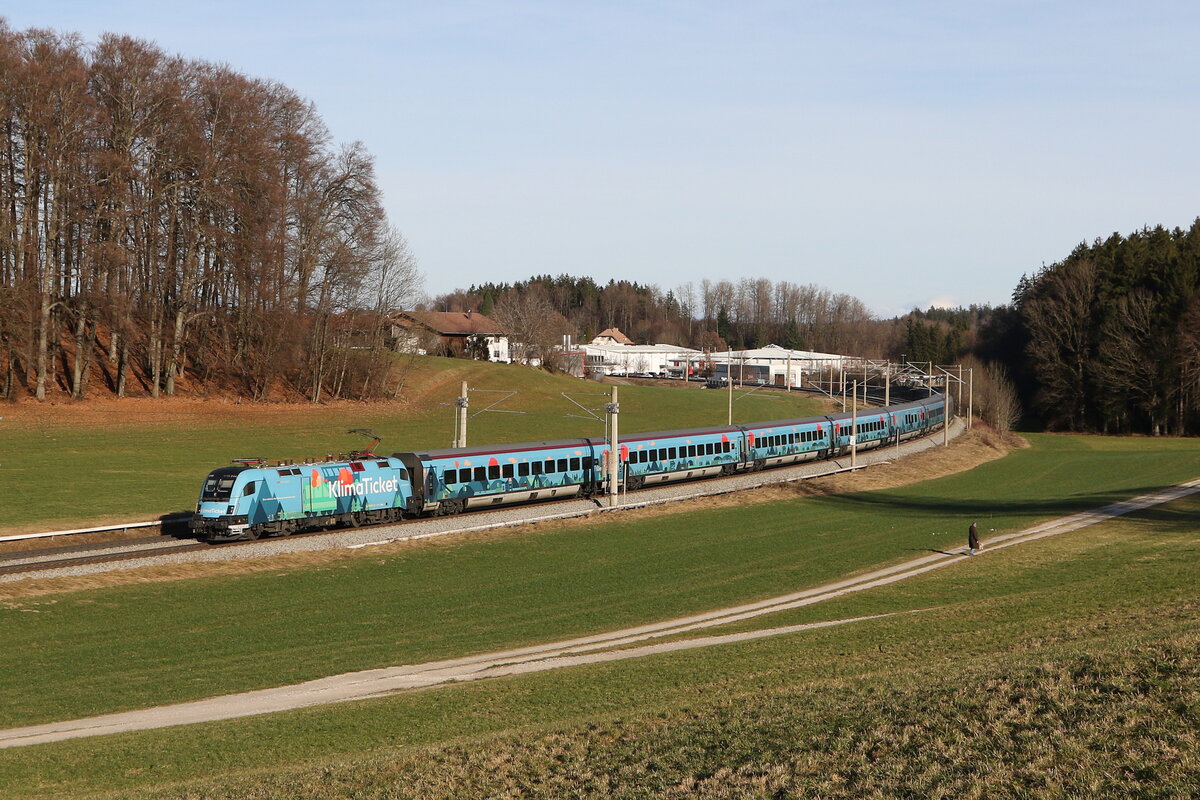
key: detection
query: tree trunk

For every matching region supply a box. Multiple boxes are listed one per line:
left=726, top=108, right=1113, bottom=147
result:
left=71, top=310, right=94, bottom=400
left=166, top=307, right=187, bottom=396
left=116, top=336, right=128, bottom=397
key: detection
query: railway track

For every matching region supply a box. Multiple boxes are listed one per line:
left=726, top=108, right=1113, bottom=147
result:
left=0, top=536, right=208, bottom=577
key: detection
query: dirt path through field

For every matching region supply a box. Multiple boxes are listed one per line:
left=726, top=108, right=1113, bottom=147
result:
left=3, top=476, right=1198, bottom=750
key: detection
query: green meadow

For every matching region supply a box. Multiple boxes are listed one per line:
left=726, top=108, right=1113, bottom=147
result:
left=0, top=359, right=822, bottom=532
left=0, top=433, right=1197, bottom=797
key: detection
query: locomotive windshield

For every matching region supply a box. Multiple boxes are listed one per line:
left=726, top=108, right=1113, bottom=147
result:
left=200, top=467, right=246, bottom=501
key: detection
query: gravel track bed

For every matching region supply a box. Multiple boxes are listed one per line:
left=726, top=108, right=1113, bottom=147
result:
left=4, top=420, right=965, bottom=584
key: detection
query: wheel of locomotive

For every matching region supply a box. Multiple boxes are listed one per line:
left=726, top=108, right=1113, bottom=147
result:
left=244, top=524, right=263, bottom=541
left=753, top=458, right=766, bottom=472
left=626, top=474, right=645, bottom=491
left=440, top=498, right=464, bottom=516
left=720, top=463, right=735, bottom=476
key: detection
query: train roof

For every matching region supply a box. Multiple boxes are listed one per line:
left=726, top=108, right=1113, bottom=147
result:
left=396, top=393, right=945, bottom=460
left=400, top=438, right=602, bottom=461
left=209, top=454, right=397, bottom=473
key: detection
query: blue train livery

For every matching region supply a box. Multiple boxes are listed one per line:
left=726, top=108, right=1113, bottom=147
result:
left=190, top=391, right=952, bottom=541
left=191, top=456, right=412, bottom=541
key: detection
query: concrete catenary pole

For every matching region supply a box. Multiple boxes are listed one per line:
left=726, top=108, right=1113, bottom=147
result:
left=944, top=382, right=951, bottom=447
left=607, top=385, right=620, bottom=508
left=456, top=381, right=469, bottom=448
left=727, top=349, right=733, bottom=426
left=968, top=368, right=974, bottom=430
left=851, top=380, right=858, bottom=469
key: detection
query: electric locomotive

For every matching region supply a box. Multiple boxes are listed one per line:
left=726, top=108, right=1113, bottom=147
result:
left=190, top=433, right=414, bottom=541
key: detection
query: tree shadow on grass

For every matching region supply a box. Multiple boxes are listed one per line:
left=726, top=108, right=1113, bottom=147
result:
left=819, top=484, right=1200, bottom=534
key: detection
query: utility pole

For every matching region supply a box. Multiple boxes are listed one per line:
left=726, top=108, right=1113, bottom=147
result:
left=851, top=380, right=859, bottom=468
left=455, top=381, right=468, bottom=447
left=727, top=348, right=733, bottom=425
left=944, top=385, right=951, bottom=447
left=607, top=386, right=620, bottom=508
left=968, top=368, right=974, bottom=430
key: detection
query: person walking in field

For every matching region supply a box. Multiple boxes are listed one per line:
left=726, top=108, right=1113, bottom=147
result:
left=968, top=522, right=980, bottom=556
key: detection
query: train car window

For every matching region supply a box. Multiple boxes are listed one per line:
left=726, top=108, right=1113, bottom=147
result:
left=668, top=447, right=676, bottom=460
left=569, top=457, right=580, bottom=471
left=532, top=462, right=542, bottom=475
left=518, top=462, right=529, bottom=477
left=557, top=458, right=568, bottom=472
left=474, top=467, right=486, bottom=482
left=350, top=462, right=365, bottom=472
left=376, top=460, right=389, bottom=468
left=502, top=464, right=514, bottom=479
left=488, top=465, right=500, bottom=480
left=444, top=469, right=456, bottom=484
left=544, top=459, right=555, bottom=473
left=242, top=481, right=256, bottom=496
left=399, top=469, right=408, bottom=481
left=583, top=456, right=594, bottom=470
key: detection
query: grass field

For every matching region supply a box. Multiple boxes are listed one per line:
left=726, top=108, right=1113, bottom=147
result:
left=0, top=433, right=1197, bottom=797
left=0, top=359, right=824, bottom=532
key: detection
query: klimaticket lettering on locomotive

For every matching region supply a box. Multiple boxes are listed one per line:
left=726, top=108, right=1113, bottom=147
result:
left=327, top=476, right=400, bottom=498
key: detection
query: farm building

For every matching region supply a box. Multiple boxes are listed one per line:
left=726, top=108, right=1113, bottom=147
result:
left=390, top=311, right=512, bottom=362
left=709, top=345, right=862, bottom=388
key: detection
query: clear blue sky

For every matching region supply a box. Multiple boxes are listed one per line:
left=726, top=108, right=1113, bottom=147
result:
left=7, top=1, right=1200, bottom=316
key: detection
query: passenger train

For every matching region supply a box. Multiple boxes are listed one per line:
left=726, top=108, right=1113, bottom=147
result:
left=190, top=391, right=949, bottom=541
